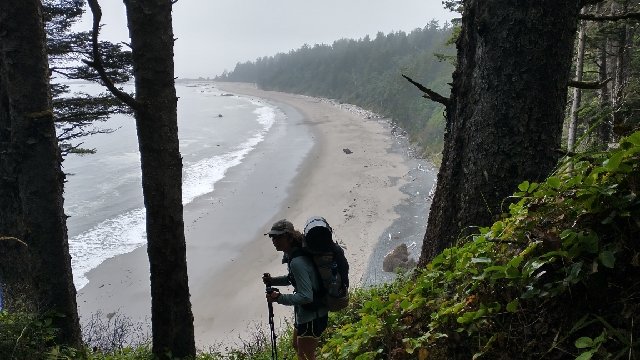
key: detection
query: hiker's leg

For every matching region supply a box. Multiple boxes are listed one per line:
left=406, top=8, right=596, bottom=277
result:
left=295, top=316, right=327, bottom=360
left=296, top=336, right=318, bottom=360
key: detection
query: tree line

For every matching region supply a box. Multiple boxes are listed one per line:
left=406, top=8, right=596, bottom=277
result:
left=217, top=22, right=455, bottom=159
left=567, top=0, right=640, bottom=152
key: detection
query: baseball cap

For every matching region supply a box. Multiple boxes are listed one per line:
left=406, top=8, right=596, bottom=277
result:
left=265, top=219, right=294, bottom=236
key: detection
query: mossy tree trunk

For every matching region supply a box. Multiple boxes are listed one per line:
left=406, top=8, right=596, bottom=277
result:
left=0, top=0, right=81, bottom=346
left=122, top=0, right=195, bottom=358
left=419, top=0, right=581, bottom=265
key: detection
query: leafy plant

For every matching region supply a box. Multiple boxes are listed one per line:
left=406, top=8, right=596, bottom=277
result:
left=320, top=131, right=640, bottom=359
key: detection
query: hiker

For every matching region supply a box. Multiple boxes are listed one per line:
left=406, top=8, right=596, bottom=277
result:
left=263, top=219, right=328, bottom=360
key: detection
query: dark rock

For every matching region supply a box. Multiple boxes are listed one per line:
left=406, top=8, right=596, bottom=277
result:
left=383, top=243, right=416, bottom=272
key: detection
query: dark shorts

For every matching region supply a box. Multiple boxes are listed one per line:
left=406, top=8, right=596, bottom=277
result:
left=295, top=315, right=328, bottom=338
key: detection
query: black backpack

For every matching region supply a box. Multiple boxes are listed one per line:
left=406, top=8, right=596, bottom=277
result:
left=300, top=216, right=349, bottom=311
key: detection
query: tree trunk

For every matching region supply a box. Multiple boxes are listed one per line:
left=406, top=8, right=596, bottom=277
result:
left=419, top=0, right=580, bottom=265
left=596, top=3, right=613, bottom=146
left=568, top=9, right=588, bottom=152
left=0, top=0, right=81, bottom=346
left=122, top=0, right=195, bottom=358
left=610, top=0, right=631, bottom=138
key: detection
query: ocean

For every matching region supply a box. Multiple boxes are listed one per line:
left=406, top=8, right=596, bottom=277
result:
left=61, top=81, right=282, bottom=289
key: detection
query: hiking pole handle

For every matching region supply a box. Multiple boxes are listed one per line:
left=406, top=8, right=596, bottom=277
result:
left=263, top=272, right=272, bottom=287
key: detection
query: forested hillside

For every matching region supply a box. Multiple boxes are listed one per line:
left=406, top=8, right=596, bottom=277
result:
left=217, top=21, right=455, bottom=160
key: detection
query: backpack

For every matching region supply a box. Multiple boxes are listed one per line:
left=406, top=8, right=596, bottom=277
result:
left=300, top=216, right=350, bottom=311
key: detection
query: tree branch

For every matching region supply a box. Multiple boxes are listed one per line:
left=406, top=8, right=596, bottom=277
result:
left=568, top=78, right=611, bottom=89
left=0, top=236, right=27, bottom=247
left=579, top=12, right=640, bottom=22
left=402, top=74, right=450, bottom=106
left=85, top=0, right=139, bottom=111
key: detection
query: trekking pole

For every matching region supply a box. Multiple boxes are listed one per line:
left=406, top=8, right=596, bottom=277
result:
left=264, top=273, right=279, bottom=360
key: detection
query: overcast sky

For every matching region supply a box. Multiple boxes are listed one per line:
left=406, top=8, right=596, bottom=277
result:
left=78, top=1, right=454, bottom=78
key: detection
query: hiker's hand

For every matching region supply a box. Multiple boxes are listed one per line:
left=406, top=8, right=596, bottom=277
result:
left=266, top=290, right=280, bottom=303
left=262, top=273, right=272, bottom=286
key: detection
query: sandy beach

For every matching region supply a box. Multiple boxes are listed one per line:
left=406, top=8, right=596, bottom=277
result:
left=76, top=82, right=435, bottom=348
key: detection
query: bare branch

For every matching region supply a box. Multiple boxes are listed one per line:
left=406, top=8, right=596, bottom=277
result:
left=0, top=236, right=27, bottom=247
left=402, top=74, right=450, bottom=106
left=85, top=0, right=139, bottom=111
left=579, top=12, right=640, bottom=22
left=568, top=78, right=612, bottom=89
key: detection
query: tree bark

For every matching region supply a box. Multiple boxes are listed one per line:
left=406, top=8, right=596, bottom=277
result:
left=0, top=0, right=81, bottom=346
left=596, top=3, right=613, bottom=146
left=122, top=0, right=195, bottom=358
left=419, top=0, right=581, bottom=265
left=568, top=9, right=588, bottom=152
left=610, top=0, right=631, bottom=138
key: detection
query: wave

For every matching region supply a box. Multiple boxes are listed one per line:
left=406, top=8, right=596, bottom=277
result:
left=70, top=97, right=277, bottom=289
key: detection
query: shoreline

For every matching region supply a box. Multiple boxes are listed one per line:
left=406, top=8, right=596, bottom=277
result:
left=76, top=81, right=437, bottom=348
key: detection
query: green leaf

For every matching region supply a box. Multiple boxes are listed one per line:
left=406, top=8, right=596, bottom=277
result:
left=575, top=336, right=593, bottom=349
left=471, top=257, right=492, bottom=263
left=491, top=221, right=504, bottom=234
left=518, top=181, right=530, bottom=192
left=522, top=259, right=547, bottom=278
left=506, top=299, right=519, bottom=313
left=508, top=256, right=523, bottom=268
left=603, top=151, right=624, bottom=171
left=567, top=262, right=583, bottom=284
left=560, top=229, right=576, bottom=241
left=482, top=265, right=506, bottom=279
left=505, top=265, right=520, bottom=278
left=582, top=232, right=599, bottom=254
left=547, top=176, right=561, bottom=189
left=599, top=251, right=615, bottom=268
left=626, top=131, right=640, bottom=146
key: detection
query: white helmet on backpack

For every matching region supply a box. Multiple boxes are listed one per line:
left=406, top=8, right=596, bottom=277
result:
left=303, top=216, right=333, bottom=253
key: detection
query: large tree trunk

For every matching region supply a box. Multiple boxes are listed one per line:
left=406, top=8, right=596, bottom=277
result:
left=0, top=0, right=81, bottom=346
left=419, top=0, right=581, bottom=265
left=122, top=0, right=195, bottom=358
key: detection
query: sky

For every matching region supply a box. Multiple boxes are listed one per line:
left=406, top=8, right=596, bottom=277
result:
left=77, top=1, right=455, bottom=79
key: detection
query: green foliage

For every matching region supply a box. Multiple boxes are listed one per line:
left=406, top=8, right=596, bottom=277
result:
left=218, top=25, right=455, bottom=162
left=320, top=131, right=640, bottom=359
left=43, top=0, right=134, bottom=156
left=0, top=308, right=293, bottom=359
left=0, top=310, right=65, bottom=360
left=84, top=347, right=153, bottom=360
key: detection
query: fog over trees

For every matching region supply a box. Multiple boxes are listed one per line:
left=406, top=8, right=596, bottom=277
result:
left=218, top=22, right=455, bottom=159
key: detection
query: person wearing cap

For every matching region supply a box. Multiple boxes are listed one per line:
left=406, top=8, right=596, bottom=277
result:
left=263, top=219, right=328, bottom=360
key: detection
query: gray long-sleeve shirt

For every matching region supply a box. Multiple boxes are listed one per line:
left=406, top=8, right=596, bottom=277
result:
left=271, top=251, right=328, bottom=325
